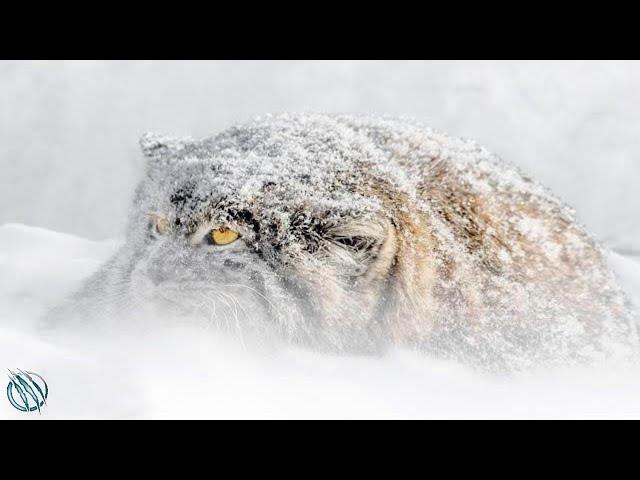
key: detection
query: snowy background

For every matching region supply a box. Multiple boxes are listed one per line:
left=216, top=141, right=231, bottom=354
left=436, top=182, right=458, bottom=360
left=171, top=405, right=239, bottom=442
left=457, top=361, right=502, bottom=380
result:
left=1, top=60, right=640, bottom=418
left=2, top=60, right=640, bottom=247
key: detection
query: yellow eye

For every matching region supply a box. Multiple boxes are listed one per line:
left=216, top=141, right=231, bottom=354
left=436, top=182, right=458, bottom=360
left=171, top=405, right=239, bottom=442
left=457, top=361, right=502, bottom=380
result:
left=155, top=217, right=170, bottom=235
left=150, top=213, right=171, bottom=235
left=210, top=227, right=240, bottom=245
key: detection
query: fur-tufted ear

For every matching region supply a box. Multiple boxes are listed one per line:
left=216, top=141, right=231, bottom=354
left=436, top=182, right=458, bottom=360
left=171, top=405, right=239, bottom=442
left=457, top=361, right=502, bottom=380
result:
left=139, top=132, right=189, bottom=161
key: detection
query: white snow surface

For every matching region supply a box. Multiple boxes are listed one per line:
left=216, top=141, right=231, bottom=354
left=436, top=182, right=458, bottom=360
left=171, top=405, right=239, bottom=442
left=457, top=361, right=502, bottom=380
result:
left=1, top=223, right=640, bottom=419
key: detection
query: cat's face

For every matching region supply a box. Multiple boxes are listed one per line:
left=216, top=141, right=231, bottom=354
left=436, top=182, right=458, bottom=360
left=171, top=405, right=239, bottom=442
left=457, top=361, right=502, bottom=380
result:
left=123, top=132, right=402, bottom=351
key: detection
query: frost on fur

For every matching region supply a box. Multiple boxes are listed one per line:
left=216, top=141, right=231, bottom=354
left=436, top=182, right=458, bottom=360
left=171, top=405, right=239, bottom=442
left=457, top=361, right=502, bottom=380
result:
left=51, top=113, right=640, bottom=373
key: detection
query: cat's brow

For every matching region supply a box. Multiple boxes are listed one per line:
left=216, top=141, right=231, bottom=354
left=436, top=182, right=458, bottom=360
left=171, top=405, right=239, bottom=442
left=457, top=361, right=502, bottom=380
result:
left=189, top=222, right=215, bottom=245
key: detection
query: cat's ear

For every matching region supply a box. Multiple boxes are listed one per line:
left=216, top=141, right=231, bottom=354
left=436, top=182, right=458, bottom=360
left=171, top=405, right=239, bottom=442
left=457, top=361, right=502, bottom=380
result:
left=139, top=132, right=189, bottom=161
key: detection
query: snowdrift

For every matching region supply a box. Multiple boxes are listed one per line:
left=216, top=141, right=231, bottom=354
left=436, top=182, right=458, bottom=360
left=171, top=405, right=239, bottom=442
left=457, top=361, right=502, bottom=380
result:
left=1, top=223, right=640, bottom=419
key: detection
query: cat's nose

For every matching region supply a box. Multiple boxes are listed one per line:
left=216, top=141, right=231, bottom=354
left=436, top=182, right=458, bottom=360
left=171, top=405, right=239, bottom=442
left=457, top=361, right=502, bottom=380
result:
left=146, top=251, right=194, bottom=286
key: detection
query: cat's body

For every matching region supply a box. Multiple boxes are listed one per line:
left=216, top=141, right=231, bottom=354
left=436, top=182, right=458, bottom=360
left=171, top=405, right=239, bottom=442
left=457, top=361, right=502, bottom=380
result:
left=51, top=113, right=638, bottom=371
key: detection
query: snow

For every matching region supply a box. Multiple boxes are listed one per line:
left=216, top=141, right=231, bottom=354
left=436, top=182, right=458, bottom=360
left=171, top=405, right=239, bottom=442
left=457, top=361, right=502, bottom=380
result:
left=1, top=223, right=640, bottom=419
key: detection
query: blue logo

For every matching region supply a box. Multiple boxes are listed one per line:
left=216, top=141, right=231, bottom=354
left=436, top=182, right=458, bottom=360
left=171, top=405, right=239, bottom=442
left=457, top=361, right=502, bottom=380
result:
left=6, top=370, right=49, bottom=413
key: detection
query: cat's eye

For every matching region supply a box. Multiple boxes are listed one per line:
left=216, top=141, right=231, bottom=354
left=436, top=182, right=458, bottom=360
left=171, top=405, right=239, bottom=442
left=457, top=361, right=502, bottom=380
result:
left=149, top=213, right=171, bottom=236
left=209, top=227, right=240, bottom=246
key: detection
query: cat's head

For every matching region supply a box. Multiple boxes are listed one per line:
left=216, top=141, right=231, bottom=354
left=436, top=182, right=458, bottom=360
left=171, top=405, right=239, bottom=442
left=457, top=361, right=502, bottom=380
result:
left=124, top=118, right=432, bottom=350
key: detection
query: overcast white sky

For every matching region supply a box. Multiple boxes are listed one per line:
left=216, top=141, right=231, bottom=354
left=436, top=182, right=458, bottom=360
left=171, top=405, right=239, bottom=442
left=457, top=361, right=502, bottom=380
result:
left=1, top=60, right=638, bottom=248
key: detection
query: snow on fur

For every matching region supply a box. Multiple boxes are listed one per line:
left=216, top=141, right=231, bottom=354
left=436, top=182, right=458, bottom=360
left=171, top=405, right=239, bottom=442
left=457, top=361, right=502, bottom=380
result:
left=45, top=113, right=639, bottom=372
